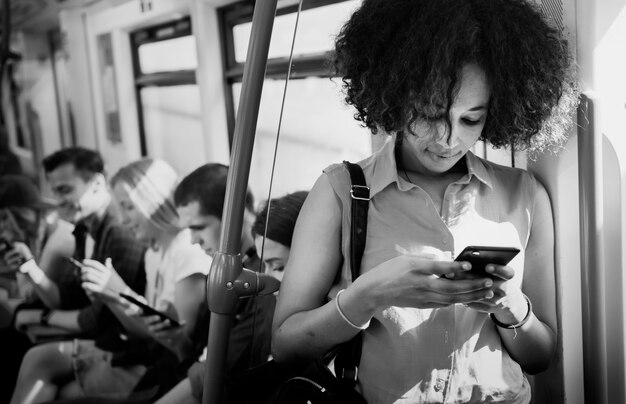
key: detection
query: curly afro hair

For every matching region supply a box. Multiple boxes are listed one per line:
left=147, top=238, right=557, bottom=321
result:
left=333, top=0, right=578, bottom=152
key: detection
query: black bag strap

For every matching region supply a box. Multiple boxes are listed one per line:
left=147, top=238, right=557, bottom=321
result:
left=334, top=160, right=370, bottom=388
left=343, top=160, right=370, bottom=282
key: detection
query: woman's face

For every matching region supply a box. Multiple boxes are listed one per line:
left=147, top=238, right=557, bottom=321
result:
left=0, top=207, right=38, bottom=245
left=112, top=183, right=158, bottom=243
left=254, top=235, right=290, bottom=283
left=403, top=63, right=491, bottom=176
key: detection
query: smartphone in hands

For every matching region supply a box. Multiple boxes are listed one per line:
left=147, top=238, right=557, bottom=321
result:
left=65, top=256, right=86, bottom=278
left=119, top=292, right=181, bottom=328
left=1, top=238, right=32, bottom=272
left=454, top=246, right=520, bottom=276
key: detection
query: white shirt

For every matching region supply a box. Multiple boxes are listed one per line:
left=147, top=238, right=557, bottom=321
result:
left=144, top=228, right=211, bottom=309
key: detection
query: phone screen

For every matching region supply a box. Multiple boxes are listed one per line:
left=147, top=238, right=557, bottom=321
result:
left=119, top=293, right=181, bottom=327
left=454, top=246, right=520, bottom=276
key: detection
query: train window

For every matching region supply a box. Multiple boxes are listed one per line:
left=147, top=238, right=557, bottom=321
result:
left=221, top=0, right=371, bottom=197
left=138, top=35, right=198, bottom=75
left=139, top=85, right=206, bottom=176
left=232, top=0, right=360, bottom=62
left=130, top=17, right=206, bottom=177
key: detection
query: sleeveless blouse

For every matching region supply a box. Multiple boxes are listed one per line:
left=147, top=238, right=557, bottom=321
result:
left=324, top=138, right=537, bottom=404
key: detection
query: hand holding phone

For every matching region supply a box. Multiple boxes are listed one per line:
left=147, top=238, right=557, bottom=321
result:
left=454, top=246, right=520, bottom=276
left=65, top=256, right=85, bottom=278
left=119, top=293, right=181, bottom=328
left=1, top=240, right=33, bottom=273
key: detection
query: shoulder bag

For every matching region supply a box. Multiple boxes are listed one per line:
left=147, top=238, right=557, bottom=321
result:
left=263, top=160, right=369, bottom=404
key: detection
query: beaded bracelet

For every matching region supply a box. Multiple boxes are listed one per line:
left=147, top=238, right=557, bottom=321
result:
left=490, top=294, right=532, bottom=329
left=335, top=289, right=371, bottom=330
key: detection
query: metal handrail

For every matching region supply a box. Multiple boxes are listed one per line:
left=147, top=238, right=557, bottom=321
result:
left=202, top=1, right=279, bottom=403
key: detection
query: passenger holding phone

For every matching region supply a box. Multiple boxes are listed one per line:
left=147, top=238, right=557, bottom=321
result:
left=88, top=158, right=211, bottom=360
left=272, top=1, right=578, bottom=403
left=0, top=175, right=74, bottom=311
left=10, top=158, right=209, bottom=404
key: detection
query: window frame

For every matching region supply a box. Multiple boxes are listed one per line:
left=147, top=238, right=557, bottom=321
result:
left=218, top=0, right=349, bottom=145
left=130, top=16, right=196, bottom=156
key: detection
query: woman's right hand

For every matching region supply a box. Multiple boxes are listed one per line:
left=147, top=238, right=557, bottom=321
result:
left=3, top=242, right=33, bottom=272
left=358, top=254, right=494, bottom=310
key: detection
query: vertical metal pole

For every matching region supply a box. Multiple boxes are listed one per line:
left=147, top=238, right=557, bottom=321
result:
left=577, top=94, right=608, bottom=404
left=202, top=1, right=278, bottom=403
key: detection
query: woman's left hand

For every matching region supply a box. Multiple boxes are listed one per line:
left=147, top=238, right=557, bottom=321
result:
left=81, top=257, right=128, bottom=301
left=461, top=264, right=528, bottom=324
left=143, top=302, right=188, bottom=353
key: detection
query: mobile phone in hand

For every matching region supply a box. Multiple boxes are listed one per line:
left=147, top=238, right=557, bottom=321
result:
left=0, top=239, right=29, bottom=271
left=119, top=292, right=181, bottom=327
left=454, top=246, right=520, bottom=276
left=65, top=256, right=85, bottom=278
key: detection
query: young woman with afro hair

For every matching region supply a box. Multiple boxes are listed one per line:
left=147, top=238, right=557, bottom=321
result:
left=272, top=0, right=578, bottom=403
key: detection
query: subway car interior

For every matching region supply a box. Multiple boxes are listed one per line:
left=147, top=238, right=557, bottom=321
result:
left=0, top=0, right=625, bottom=403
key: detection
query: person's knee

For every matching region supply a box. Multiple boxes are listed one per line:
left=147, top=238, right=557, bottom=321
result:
left=21, top=342, right=72, bottom=381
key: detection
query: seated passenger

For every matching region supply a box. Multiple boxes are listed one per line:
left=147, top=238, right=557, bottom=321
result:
left=157, top=190, right=309, bottom=404
left=9, top=148, right=146, bottom=404
left=0, top=174, right=75, bottom=317
left=66, top=157, right=212, bottom=399
left=0, top=175, right=74, bottom=404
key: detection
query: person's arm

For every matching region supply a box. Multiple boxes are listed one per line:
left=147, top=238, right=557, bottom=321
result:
left=105, top=295, right=152, bottom=338
left=143, top=275, right=203, bottom=360
left=44, top=309, right=82, bottom=332
left=31, top=220, right=76, bottom=307
left=6, top=220, right=75, bottom=308
left=15, top=308, right=82, bottom=332
left=4, top=243, right=63, bottom=308
left=486, top=181, right=557, bottom=374
left=272, top=174, right=492, bottom=365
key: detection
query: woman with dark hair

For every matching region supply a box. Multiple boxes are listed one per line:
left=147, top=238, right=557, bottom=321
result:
left=251, top=191, right=309, bottom=282
left=273, top=0, right=577, bottom=403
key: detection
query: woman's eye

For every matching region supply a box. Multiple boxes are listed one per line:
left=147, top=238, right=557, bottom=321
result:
left=462, top=117, right=482, bottom=126
left=267, top=265, right=285, bottom=273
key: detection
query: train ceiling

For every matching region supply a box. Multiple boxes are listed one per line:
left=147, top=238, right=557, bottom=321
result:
left=0, top=0, right=129, bottom=32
